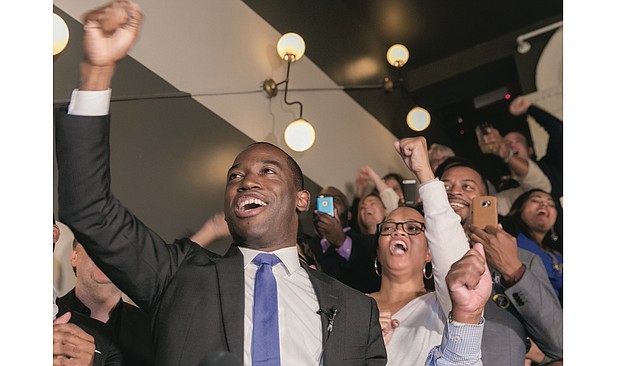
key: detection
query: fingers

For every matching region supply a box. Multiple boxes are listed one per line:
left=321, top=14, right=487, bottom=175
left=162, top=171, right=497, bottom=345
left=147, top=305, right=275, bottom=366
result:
left=391, top=319, right=400, bottom=329
left=471, top=242, right=486, bottom=260
left=393, top=140, right=402, bottom=155
left=84, top=0, right=142, bottom=36
left=53, top=311, right=71, bottom=325
left=447, top=246, right=487, bottom=290
left=53, top=323, right=97, bottom=361
left=378, top=311, right=399, bottom=332
left=313, top=211, right=339, bottom=229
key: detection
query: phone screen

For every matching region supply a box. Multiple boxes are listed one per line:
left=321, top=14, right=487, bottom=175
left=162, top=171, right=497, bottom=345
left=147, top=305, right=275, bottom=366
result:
left=316, top=195, right=335, bottom=216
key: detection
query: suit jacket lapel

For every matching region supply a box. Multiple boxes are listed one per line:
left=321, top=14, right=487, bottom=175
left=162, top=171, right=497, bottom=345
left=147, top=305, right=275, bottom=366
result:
left=305, top=264, right=342, bottom=364
left=213, top=245, right=245, bottom=361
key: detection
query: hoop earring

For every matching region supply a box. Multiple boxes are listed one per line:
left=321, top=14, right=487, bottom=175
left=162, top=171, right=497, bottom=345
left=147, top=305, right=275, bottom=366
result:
left=423, top=261, right=433, bottom=280
left=550, top=228, right=559, bottom=242
left=374, top=257, right=382, bottom=277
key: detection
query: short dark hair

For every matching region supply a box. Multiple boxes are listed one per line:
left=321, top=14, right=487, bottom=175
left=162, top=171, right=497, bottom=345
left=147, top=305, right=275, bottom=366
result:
left=435, top=156, right=490, bottom=195
left=247, top=142, right=305, bottom=190
left=382, top=172, right=404, bottom=193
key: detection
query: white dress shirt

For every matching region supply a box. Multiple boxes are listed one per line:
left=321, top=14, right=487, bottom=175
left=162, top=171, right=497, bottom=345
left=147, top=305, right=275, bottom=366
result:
left=239, top=246, right=322, bottom=365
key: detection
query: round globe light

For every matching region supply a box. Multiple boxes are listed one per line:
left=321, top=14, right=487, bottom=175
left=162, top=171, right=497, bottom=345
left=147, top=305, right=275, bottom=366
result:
left=406, top=107, right=431, bottom=131
left=53, top=13, right=70, bottom=56
left=277, top=33, right=306, bottom=62
left=284, top=119, right=315, bottom=152
left=386, top=44, right=409, bottom=68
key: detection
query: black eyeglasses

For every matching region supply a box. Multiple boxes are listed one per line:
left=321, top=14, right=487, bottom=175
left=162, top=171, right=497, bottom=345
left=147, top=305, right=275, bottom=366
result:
left=377, top=221, right=425, bottom=236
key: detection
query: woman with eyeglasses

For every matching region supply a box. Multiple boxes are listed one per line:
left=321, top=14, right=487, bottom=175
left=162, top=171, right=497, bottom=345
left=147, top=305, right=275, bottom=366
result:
left=367, top=137, right=473, bottom=365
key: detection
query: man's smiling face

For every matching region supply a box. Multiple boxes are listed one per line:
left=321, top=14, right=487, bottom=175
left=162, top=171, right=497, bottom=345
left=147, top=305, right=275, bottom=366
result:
left=441, top=166, right=487, bottom=224
left=224, top=143, right=309, bottom=251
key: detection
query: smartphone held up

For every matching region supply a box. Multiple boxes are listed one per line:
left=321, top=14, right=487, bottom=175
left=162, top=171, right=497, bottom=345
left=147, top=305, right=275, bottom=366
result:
left=316, top=195, right=335, bottom=217
left=471, top=195, right=498, bottom=229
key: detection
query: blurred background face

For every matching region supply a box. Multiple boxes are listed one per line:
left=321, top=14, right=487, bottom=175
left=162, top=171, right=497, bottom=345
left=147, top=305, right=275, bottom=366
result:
left=429, top=152, right=450, bottom=173
left=377, top=207, right=430, bottom=278
left=384, top=177, right=405, bottom=206
left=359, top=195, right=386, bottom=234
left=521, top=191, right=557, bottom=233
left=504, top=132, right=532, bottom=159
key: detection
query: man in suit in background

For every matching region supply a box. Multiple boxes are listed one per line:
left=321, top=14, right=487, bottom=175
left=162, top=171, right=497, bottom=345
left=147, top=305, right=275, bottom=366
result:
left=436, top=158, right=563, bottom=366
left=54, top=221, right=123, bottom=366
left=308, top=186, right=380, bottom=293
left=56, top=238, right=155, bottom=365
left=56, top=1, right=490, bottom=365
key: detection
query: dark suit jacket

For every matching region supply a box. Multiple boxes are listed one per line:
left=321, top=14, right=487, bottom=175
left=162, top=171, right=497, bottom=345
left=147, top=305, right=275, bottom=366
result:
left=59, top=307, right=123, bottom=366
left=306, top=230, right=381, bottom=294
left=57, top=289, right=155, bottom=366
left=55, top=107, right=387, bottom=366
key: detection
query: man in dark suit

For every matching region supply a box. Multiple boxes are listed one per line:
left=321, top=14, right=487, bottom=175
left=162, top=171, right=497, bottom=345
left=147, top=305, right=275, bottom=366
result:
left=54, top=221, right=122, bottom=366
left=56, top=2, right=490, bottom=365
left=56, top=238, right=155, bottom=366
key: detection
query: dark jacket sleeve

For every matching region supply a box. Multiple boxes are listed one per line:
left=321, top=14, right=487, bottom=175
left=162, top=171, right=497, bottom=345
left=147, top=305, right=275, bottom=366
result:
left=505, top=249, right=563, bottom=360
left=527, top=105, right=563, bottom=167
left=55, top=106, right=195, bottom=312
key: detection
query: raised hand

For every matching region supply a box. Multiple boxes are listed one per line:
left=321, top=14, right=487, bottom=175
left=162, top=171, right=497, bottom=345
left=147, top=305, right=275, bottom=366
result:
left=445, top=243, right=492, bottom=324
left=314, top=208, right=346, bottom=248
left=79, top=0, right=143, bottom=90
left=393, top=137, right=434, bottom=183
left=191, top=212, right=231, bottom=247
left=355, top=167, right=371, bottom=198
left=509, top=96, right=532, bottom=116
left=83, top=0, right=143, bottom=66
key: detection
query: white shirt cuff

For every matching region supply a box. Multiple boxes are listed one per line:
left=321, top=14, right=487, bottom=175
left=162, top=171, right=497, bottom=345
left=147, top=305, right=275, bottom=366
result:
left=67, top=89, right=112, bottom=116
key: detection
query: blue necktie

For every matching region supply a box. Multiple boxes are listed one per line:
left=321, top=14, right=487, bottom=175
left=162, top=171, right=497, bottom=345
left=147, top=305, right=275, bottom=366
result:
left=252, top=253, right=281, bottom=366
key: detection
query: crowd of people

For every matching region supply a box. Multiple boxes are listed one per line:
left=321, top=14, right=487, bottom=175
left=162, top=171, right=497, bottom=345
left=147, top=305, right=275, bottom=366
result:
left=53, top=1, right=563, bottom=365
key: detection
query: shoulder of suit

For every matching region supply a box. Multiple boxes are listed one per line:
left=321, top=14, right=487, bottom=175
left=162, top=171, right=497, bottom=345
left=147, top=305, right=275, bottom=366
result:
left=308, top=269, right=375, bottom=302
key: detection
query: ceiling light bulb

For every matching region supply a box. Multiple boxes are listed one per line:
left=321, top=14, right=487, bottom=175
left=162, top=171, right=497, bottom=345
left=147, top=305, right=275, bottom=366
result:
left=277, top=33, right=306, bottom=62
left=53, top=13, right=69, bottom=56
left=386, top=44, right=409, bottom=68
left=284, top=118, right=315, bottom=152
left=407, top=107, right=431, bottom=131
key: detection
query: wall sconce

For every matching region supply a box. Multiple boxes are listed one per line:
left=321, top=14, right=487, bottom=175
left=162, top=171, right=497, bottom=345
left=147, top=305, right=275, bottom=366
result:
left=516, top=21, right=563, bottom=54
left=262, top=33, right=315, bottom=152
left=53, top=13, right=70, bottom=56
left=385, top=43, right=431, bottom=131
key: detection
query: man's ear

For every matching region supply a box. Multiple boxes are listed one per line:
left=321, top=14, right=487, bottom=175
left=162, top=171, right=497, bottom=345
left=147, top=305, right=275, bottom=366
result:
left=528, top=146, right=535, bottom=158
left=296, top=190, right=311, bottom=213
